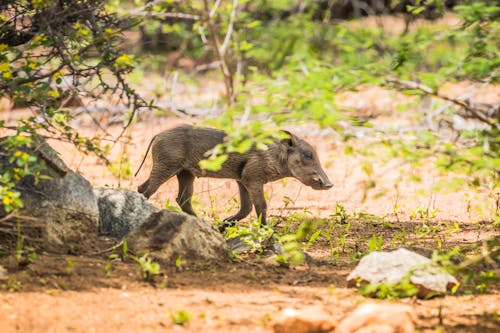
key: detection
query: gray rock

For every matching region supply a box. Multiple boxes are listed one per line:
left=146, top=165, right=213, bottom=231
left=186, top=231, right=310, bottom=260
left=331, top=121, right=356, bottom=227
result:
left=226, top=234, right=283, bottom=254
left=226, top=236, right=254, bottom=253
left=347, top=248, right=458, bottom=298
left=0, top=140, right=99, bottom=254
left=94, top=188, right=159, bottom=238
left=126, top=210, right=227, bottom=263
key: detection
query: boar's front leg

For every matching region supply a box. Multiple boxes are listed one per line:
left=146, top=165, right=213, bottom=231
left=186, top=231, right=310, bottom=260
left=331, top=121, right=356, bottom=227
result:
left=221, top=181, right=253, bottom=231
left=176, top=170, right=196, bottom=216
left=245, top=183, right=267, bottom=225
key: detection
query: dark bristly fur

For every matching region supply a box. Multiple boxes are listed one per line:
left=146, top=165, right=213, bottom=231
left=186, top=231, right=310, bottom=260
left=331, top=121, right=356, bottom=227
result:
left=136, top=125, right=333, bottom=231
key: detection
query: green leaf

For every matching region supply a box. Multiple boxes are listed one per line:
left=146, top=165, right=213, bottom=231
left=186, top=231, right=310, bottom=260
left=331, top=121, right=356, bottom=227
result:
left=199, top=154, right=228, bottom=171
left=228, top=138, right=253, bottom=154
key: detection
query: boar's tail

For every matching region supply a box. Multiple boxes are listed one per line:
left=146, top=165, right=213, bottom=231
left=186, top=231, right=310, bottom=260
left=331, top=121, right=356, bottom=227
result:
left=134, top=135, right=156, bottom=177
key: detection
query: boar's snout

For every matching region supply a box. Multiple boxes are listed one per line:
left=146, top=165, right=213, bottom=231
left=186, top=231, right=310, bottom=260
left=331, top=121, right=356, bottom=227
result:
left=311, top=173, right=333, bottom=190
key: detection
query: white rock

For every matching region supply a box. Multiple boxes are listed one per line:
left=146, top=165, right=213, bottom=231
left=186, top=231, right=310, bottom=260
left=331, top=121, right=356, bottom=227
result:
left=347, top=248, right=458, bottom=298
left=273, top=305, right=335, bottom=333
left=336, top=302, right=416, bottom=333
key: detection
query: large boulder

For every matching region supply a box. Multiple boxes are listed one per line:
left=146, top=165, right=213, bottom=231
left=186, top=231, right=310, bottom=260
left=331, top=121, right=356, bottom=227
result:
left=0, top=140, right=99, bottom=254
left=347, top=248, right=458, bottom=298
left=94, top=188, right=159, bottom=238
left=125, top=210, right=227, bottom=263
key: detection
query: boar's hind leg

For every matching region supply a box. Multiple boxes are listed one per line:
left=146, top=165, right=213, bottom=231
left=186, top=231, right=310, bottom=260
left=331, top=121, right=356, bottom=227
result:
left=138, top=179, right=149, bottom=194
left=141, top=164, right=179, bottom=199
left=176, top=170, right=196, bottom=216
left=224, top=181, right=252, bottom=223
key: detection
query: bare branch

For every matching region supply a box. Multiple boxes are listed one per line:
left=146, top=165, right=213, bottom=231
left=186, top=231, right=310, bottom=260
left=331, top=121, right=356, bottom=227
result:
left=386, top=78, right=500, bottom=130
left=220, top=0, right=238, bottom=56
left=210, top=0, right=223, bottom=18
left=202, top=0, right=234, bottom=106
left=122, top=9, right=200, bottom=21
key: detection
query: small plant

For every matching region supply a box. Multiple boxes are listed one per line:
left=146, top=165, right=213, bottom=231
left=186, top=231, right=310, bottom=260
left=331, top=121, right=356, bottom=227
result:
left=368, top=234, right=384, bottom=253
left=64, top=257, right=75, bottom=275
left=164, top=199, right=182, bottom=212
left=338, top=221, right=352, bottom=253
left=104, top=252, right=119, bottom=277
left=324, top=219, right=339, bottom=260
left=104, top=240, right=128, bottom=277
left=108, top=152, right=132, bottom=180
left=444, top=221, right=460, bottom=234
left=275, top=219, right=321, bottom=267
left=169, top=309, right=192, bottom=326
left=131, top=254, right=161, bottom=281
left=410, top=205, right=440, bottom=235
left=3, top=277, right=22, bottom=292
left=431, top=244, right=498, bottom=295
left=277, top=195, right=295, bottom=217
left=358, top=275, right=419, bottom=300
left=15, top=219, right=36, bottom=268
left=1, top=135, right=48, bottom=214
left=321, top=211, right=352, bottom=261
left=391, top=227, right=408, bottom=247
left=280, top=210, right=313, bottom=234
left=410, top=205, right=439, bottom=221
left=275, top=233, right=306, bottom=267
left=175, top=255, right=183, bottom=271
left=332, top=203, right=349, bottom=224
left=224, top=217, right=274, bottom=253
left=121, top=239, right=129, bottom=259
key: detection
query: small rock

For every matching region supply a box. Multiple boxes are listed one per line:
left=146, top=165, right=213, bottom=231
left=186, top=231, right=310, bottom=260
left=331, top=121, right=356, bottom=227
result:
left=273, top=306, right=335, bottom=333
left=335, top=302, right=416, bottom=333
left=347, top=248, right=458, bottom=298
left=226, top=236, right=254, bottom=253
left=126, top=210, right=227, bottom=263
left=263, top=255, right=281, bottom=267
left=0, top=265, right=8, bottom=281
left=94, top=188, right=159, bottom=238
left=226, top=235, right=282, bottom=255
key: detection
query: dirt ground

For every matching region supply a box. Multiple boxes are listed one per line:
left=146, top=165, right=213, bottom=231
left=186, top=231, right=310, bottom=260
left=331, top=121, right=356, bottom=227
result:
left=1, top=81, right=499, bottom=332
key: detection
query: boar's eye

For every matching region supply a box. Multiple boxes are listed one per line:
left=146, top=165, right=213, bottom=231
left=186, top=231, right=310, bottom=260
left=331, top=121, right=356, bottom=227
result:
left=302, top=151, right=313, bottom=160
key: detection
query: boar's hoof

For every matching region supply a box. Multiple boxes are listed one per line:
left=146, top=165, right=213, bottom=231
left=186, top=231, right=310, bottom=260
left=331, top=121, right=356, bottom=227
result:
left=218, top=220, right=236, bottom=232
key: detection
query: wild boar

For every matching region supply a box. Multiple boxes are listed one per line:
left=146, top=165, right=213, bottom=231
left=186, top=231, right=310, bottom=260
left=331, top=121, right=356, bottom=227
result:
left=135, top=125, right=332, bottom=230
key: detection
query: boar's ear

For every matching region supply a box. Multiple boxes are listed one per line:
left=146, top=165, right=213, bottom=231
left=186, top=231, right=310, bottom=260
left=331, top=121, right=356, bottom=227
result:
left=280, top=130, right=297, bottom=148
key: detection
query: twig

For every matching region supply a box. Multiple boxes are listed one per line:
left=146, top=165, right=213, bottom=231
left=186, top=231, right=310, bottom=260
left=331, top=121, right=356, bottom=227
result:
left=203, top=0, right=234, bottom=106
left=386, top=78, right=500, bottom=130
left=169, top=71, right=179, bottom=111
left=123, top=0, right=200, bottom=21
left=195, top=61, right=221, bottom=72
left=89, top=240, right=124, bottom=256
left=220, top=0, right=238, bottom=56
left=123, top=10, right=200, bottom=21
left=209, top=0, right=223, bottom=18
left=0, top=213, right=42, bottom=224
left=0, top=212, right=15, bottom=224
